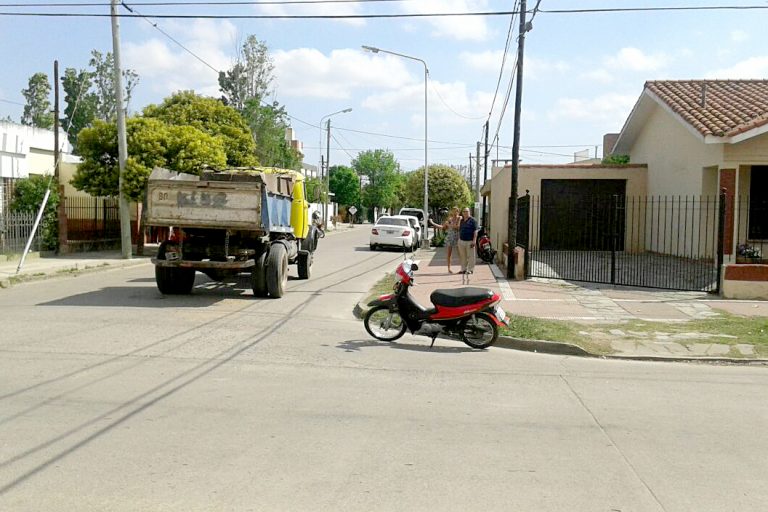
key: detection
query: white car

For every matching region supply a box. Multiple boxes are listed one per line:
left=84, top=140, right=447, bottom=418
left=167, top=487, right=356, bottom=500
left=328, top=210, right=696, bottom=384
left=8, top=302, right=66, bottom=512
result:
left=396, top=215, right=422, bottom=246
left=370, top=216, right=417, bottom=251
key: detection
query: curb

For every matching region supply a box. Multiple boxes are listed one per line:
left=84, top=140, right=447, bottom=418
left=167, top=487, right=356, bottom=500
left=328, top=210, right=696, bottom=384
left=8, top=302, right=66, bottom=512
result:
left=0, top=257, right=151, bottom=289
left=352, top=302, right=767, bottom=364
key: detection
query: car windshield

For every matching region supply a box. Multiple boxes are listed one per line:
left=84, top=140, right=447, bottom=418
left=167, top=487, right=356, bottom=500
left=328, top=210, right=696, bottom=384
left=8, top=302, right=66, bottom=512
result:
left=377, top=217, right=408, bottom=227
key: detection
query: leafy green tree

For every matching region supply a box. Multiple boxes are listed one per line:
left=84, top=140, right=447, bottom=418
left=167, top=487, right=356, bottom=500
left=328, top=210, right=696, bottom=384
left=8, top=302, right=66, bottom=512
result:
left=219, top=36, right=273, bottom=111
left=72, top=117, right=227, bottom=201
left=328, top=165, right=360, bottom=207
left=89, top=50, right=139, bottom=120
left=21, top=73, right=54, bottom=129
left=61, top=68, right=98, bottom=151
left=305, top=177, right=327, bottom=203
left=353, top=149, right=401, bottom=212
left=143, top=91, right=258, bottom=167
left=405, top=164, right=472, bottom=214
left=242, top=99, right=300, bottom=169
left=11, top=175, right=60, bottom=251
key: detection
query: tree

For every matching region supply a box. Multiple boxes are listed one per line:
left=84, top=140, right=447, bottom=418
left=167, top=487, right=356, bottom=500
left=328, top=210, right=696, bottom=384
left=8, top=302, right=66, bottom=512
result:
left=305, top=177, right=327, bottom=204
left=405, top=164, right=472, bottom=214
left=11, top=175, right=60, bottom=251
left=219, top=36, right=273, bottom=111
left=61, top=68, right=98, bottom=151
left=242, top=99, right=301, bottom=169
left=328, top=165, right=360, bottom=207
left=21, top=73, right=54, bottom=129
left=143, top=91, right=258, bottom=167
left=353, top=149, right=401, bottom=212
left=89, top=50, right=139, bottom=120
left=72, top=117, right=227, bottom=201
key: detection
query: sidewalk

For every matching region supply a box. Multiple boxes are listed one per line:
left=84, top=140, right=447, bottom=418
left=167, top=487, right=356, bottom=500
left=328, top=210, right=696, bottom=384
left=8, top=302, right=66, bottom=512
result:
left=392, top=246, right=768, bottom=361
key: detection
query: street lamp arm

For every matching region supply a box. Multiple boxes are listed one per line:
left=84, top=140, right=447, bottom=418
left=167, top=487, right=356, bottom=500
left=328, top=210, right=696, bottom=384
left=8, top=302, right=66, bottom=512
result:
left=361, top=45, right=428, bottom=73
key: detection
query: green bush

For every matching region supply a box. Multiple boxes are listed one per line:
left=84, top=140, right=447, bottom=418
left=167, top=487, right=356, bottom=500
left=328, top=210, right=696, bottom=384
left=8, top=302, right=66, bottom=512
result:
left=431, top=230, right=446, bottom=247
left=11, top=175, right=59, bottom=251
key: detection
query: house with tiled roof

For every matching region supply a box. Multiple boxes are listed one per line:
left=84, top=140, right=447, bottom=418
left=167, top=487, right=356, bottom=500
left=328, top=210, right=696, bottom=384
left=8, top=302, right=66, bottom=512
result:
left=611, top=79, right=767, bottom=296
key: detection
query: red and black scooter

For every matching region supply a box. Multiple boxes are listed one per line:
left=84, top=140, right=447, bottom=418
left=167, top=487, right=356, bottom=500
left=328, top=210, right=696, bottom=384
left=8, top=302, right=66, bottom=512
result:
left=363, top=259, right=509, bottom=349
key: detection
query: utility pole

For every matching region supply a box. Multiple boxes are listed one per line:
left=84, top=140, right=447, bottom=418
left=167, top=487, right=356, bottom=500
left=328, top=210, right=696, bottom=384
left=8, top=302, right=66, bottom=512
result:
left=53, top=60, right=68, bottom=253
left=111, top=0, right=132, bottom=259
left=482, top=120, right=489, bottom=229
left=507, top=0, right=530, bottom=279
left=475, top=142, right=481, bottom=216
left=325, top=119, right=331, bottom=225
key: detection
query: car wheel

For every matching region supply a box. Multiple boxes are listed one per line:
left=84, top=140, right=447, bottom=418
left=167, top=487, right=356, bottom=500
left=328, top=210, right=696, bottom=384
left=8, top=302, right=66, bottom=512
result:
left=370, top=244, right=377, bottom=251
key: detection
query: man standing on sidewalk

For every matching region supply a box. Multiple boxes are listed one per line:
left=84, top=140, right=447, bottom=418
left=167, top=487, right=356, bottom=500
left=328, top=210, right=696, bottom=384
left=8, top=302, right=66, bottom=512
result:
left=457, top=207, right=478, bottom=274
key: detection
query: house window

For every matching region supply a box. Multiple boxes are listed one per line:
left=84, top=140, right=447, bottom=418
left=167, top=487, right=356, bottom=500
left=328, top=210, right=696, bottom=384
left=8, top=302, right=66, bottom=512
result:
left=749, top=166, right=767, bottom=240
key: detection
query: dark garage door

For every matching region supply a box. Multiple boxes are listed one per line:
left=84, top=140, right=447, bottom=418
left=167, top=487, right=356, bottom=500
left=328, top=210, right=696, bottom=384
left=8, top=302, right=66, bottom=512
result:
left=540, top=179, right=626, bottom=250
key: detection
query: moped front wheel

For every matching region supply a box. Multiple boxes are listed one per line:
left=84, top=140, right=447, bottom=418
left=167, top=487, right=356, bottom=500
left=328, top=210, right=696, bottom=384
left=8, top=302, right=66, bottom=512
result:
left=459, top=313, right=498, bottom=349
left=364, top=306, right=407, bottom=342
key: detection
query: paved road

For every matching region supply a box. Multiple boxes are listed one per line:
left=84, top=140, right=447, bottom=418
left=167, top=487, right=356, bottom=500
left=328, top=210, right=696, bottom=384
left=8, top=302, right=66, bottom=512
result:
left=1, top=229, right=767, bottom=511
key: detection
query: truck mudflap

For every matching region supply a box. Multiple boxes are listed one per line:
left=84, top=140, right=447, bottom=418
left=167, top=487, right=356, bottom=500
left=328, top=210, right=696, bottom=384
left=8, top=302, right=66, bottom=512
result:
left=151, top=258, right=255, bottom=270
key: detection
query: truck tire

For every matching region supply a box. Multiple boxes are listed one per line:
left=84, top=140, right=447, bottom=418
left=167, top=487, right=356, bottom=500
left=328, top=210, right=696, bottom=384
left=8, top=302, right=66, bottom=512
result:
left=251, top=251, right=268, bottom=297
left=297, top=252, right=312, bottom=280
left=155, top=241, right=195, bottom=294
left=266, top=244, right=288, bottom=298
left=155, top=265, right=196, bottom=295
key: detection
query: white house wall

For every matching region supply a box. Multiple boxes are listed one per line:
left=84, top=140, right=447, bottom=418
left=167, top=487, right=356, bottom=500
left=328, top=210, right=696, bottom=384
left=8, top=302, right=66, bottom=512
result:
left=630, top=105, right=722, bottom=196
left=724, top=131, right=768, bottom=163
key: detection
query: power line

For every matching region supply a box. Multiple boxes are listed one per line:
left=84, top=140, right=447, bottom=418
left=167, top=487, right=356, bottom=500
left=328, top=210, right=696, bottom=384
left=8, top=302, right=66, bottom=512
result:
left=0, top=10, right=521, bottom=18
left=429, top=81, right=486, bottom=121
left=330, top=133, right=355, bottom=160
left=486, top=0, right=517, bottom=123
left=0, top=0, right=416, bottom=5
left=0, top=98, right=24, bottom=106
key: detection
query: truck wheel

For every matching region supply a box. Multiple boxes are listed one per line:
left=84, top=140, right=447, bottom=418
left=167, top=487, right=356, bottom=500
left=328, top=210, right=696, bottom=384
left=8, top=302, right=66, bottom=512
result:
left=251, top=251, right=268, bottom=297
left=266, top=244, right=288, bottom=298
left=297, top=252, right=312, bottom=280
left=155, top=265, right=195, bottom=295
left=155, top=241, right=195, bottom=294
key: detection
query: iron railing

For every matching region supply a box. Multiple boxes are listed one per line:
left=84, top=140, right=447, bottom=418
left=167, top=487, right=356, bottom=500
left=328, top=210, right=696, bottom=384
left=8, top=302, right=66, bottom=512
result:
left=65, top=195, right=120, bottom=241
left=521, top=194, right=725, bottom=292
left=734, top=195, right=768, bottom=263
left=0, top=211, right=40, bottom=254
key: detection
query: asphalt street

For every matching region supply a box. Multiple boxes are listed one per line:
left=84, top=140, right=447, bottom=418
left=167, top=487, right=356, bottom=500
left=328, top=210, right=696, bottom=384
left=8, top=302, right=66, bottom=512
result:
left=1, top=228, right=767, bottom=511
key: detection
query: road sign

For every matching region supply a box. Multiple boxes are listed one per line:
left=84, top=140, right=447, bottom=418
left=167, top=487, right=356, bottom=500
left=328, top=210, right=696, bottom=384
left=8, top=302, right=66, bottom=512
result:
left=348, top=206, right=358, bottom=215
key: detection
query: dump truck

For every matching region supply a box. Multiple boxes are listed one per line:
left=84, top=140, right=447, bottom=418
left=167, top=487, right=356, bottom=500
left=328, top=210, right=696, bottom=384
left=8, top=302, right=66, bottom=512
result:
left=145, top=167, right=321, bottom=298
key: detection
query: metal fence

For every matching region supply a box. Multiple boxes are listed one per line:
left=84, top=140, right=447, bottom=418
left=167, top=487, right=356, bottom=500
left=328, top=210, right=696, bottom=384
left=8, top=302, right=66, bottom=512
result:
left=521, top=194, right=725, bottom=292
left=0, top=211, right=40, bottom=254
left=65, top=196, right=120, bottom=241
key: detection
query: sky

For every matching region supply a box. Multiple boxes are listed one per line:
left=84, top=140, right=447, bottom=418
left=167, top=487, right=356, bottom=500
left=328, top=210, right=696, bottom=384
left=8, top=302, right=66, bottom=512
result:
left=1, top=0, right=767, bottom=174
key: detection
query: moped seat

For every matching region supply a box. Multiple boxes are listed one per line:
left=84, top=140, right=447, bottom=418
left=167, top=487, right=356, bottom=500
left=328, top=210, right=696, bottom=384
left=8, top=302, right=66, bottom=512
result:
left=430, top=287, right=494, bottom=308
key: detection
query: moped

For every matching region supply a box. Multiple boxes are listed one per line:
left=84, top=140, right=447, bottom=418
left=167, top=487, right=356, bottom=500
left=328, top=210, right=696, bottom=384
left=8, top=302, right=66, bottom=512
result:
left=363, top=259, right=509, bottom=349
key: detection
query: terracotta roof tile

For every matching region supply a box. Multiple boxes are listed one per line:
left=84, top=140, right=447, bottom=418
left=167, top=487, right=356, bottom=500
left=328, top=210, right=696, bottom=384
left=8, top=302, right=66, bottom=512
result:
left=645, top=80, right=768, bottom=138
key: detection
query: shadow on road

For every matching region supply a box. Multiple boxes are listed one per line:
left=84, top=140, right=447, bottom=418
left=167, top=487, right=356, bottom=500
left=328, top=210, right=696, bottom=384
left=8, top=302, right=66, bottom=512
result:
left=338, top=338, right=478, bottom=354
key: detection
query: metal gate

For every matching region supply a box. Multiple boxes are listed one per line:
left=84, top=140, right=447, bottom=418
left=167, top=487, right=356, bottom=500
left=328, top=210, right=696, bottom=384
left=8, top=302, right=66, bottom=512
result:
left=520, top=193, right=725, bottom=293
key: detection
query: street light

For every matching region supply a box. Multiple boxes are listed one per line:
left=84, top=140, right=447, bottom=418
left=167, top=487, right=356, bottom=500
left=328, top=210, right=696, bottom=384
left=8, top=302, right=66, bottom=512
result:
left=362, top=45, right=429, bottom=248
left=319, top=108, right=352, bottom=226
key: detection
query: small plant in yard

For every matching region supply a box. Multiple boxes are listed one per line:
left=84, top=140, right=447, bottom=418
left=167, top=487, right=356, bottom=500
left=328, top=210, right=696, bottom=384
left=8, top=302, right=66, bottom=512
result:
left=737, top=244, right=761, bottom=259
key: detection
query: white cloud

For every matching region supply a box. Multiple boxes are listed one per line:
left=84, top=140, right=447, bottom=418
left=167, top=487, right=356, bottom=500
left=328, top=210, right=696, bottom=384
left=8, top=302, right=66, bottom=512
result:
left=272, top=48, right=413, bottom=99
left=459, top=51, right=570, bottom=80
left=124, top=20, right=237, bottom=98
left=255, top=0, right=365, bottom=26
left=400, top=0, right=490, bottom=42
left=605, top=47, right=669, bottom=72
left=707, top=56, right=768, bottom=79
left=362, top=80, right=491, bottom=127
left=549, top=93, right=637, bottom=125
left=459, top=50, right=503, bottom=73
left=581, top=69, right=614, bottom=84
left=731, top=30, right=749, bottom=43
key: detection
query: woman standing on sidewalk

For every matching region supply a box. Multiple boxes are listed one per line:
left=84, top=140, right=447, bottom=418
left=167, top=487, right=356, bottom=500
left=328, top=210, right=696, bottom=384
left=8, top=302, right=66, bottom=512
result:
left=457, top=207, right=478, bottom=274
left=430, top=206, right=460, bottom=273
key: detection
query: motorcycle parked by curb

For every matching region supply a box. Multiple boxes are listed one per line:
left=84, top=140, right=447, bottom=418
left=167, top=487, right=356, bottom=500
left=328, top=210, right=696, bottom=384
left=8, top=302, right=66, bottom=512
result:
left=363, top=259, right=509, bottom=349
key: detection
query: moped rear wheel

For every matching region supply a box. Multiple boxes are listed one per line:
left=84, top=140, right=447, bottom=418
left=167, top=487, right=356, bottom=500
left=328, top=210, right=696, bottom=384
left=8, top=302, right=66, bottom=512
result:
left=364, top=306, right=407, bottom=342
left=459, top=313, right=498, bottom=349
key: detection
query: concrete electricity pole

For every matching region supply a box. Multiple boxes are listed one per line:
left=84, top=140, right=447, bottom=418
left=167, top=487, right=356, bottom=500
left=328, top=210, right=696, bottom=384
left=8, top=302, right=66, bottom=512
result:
left=111, top=0, right=132, bottom=258
left=507, top=0, right=530, bottom=279
left=53, top=60, right=68, bottom=252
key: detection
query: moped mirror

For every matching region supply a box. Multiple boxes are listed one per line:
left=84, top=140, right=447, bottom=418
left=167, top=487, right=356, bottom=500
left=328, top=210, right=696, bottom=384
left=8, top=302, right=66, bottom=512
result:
left=411, top=263, right=419, bottom=271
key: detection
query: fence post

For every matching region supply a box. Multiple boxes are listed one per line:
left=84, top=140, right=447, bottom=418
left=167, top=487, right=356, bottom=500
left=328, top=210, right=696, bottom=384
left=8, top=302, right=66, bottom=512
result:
left=715, top=189, right=726, bottom=294
left=610, top=194, right=619, bottom=285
